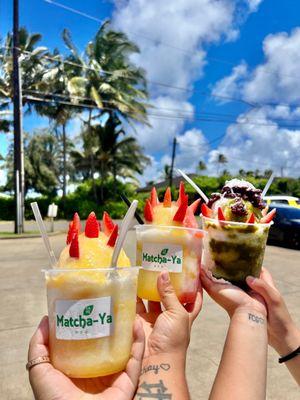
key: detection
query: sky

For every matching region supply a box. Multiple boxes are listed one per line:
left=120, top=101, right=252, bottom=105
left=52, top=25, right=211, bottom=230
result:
left=1, top=0, right=300, bottom=188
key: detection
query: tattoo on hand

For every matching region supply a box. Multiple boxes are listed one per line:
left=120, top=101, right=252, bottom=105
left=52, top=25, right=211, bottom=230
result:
left=141, top=363, right=170, bottom=375
left=248, top=313, right=265, bottom=324
left=136, top=380, right=172, bottom=399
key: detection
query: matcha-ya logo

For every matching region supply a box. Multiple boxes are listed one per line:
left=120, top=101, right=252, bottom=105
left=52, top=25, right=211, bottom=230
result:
left=57, top=304, right=113, bottom=329
left=142, top=247, right=182, bottom=265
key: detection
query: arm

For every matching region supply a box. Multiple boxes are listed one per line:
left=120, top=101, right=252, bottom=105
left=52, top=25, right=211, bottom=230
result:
left=247, top=269, right=300, bottom=385
left=210, top=308, right=268, bottom=400
left=135, top=271, right=202, bottom=400
left=200, top=269, right=268, bottom=400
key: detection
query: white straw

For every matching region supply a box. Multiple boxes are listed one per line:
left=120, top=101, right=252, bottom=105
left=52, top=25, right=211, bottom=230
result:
left=31, top=202, right=57, bottom=267
left=177, top=169, right=209, bottom=203
left=110, top=200, right=138, bottom=268
left=262, top=172, right=275, bottom=197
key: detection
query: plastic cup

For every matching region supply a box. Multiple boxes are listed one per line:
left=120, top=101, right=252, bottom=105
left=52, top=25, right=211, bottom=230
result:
left=44, top=267, right=139, bottom=378
left=202, top=216, right=272, bottom=288
left=135, top=225, right=204, bottom=303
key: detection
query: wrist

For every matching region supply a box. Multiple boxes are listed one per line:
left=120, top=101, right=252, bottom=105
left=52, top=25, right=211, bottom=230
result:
left=231, top=306, right=267, bottom=320
left=273, top=324, right=300, bottom=356
left=142, top=352, right=186, bottom=372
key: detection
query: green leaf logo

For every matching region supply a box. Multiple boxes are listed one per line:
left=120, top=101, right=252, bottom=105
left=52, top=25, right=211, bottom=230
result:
left=83, top=305, right=94, bottom=316
left=161, top=248, right=168, bottom=256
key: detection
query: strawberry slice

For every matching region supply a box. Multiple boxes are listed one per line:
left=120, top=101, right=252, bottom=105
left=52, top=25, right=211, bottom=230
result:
left=218, top=207, right=226, bottom=221
left=262, top=205, right=269, bottom=216
left=69, top=231, right=80, bottom=258
left=176, top=181, right=186, bottom=205
left=189, top=199, right=201, bottom=214
left=201, top=203, right=212, bottom=218
left=247, top=213, right=256, bottom=224
left=103, top=211, right=115, bottom=236
left=173, top=194, right=188, bottom=222
left=107, top=224, right=118, bottom=247
left=144, top=200, right=154, bottom=222
left=260, top=208, right=276, bottom=224
left=150, top=187, right=159, bottom=207
left=163, top=187, right=172, bottom=207
left=72, top=212, right=81, bottom=232
left=66, top=221, right=74, bottom=244
left=183, top=207, right=198, bottom=229
left=85, top=211, right=99, bottom=238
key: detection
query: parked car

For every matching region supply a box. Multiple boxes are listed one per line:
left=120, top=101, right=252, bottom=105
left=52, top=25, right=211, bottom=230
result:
left=267, top=204, right=300, bottom=249
left=264, top=195, right=300, bottom=208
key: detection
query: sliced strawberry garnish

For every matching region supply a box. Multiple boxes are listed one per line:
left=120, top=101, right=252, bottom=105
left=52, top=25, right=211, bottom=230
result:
left=85, top=211, right=99, bottom=238
left=66, top=221, right=74, bottom=244
left=247, top=213, right=256, bottom=224
left=69, top=231, right=80, bottom=258
left=183, top=207, right=198, bottom=229
left=103, top=211, right=115, bottom=236
left=262, top=205, right=269, bottom=216
left=260, top=208, right=276, bottom=224
left=201, top=203, right=212, bottom=218
left=176, top=181, right=186, bottom=205
left=218, top=207, right=226, bottom=221
left=163, top=187, right=172, bottom=207
left=150, top=187, right=159, bottom=207
left=189, top=199, right=201, bottom=214
left=144, top=200, right=154, bottom=222
left=173, top=194, right=188, bottom=222
left=72, top=212, right=81, bottom=232
left=107, top=224, right=118, bottom=247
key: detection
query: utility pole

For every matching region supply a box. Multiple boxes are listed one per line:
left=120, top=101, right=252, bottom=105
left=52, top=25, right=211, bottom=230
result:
left=13, top=0, right=24, bottom=233
left=169, top=137, right=177, bottom=187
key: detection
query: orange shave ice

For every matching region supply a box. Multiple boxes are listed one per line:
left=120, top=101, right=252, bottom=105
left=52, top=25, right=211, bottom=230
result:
left=46, top=211, right=137, bottom=378
left=136, top=182, right=204, bottom=303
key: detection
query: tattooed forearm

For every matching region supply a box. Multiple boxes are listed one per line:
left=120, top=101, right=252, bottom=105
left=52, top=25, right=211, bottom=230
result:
left=135, top=380, right=172, bottom=399
left=248, top=313, right=265, bottom=324
left=141, top=363, right=171, bottom=376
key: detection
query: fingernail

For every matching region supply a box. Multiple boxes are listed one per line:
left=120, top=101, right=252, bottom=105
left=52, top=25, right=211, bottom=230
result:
left=246, top=276, right=256, bottom=283
left=161, top=270, right=169, bottom=283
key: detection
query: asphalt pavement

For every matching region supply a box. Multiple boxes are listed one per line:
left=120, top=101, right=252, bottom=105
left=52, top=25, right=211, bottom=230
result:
left=0, top=232, right=299, bottom=399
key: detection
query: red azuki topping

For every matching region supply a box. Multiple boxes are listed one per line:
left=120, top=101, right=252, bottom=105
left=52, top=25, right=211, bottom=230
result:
left=150, top=187, right=159, bottom=207
left=201, top=203, right=212, bottom=218
left=260, top=208, right=276, bottom=224
left=163, top=187, right=172, bottom=207
left=103, top=211, right=115, bottom=236
left=218, top=207, right=226, bottom=221
left=69, top=231, right=79, bottom=258
left=85, top=212, right=99, bottom=238
left=173, top=194, right=188, bottom=222
left=144, top=200, right=154, bottom=222
left=107, top=224, right=118, bottom=247
left=247, top=213, right=256, bottom=224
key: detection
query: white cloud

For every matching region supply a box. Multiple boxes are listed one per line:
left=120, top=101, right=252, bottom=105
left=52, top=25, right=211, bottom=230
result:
left=212, top=61, right=248, bottom=101
left=246, top=0, right=263, bottom=12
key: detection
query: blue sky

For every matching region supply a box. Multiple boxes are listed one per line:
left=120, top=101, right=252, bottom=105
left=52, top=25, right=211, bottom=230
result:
left=1, top=0, right=300, bottom=186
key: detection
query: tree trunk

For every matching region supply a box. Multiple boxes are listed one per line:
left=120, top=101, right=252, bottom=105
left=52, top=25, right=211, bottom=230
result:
left=87, top=110, right=98, bottom=202
left=62, top=123, right=67, bottom=198
left=100, top=160, right=105, bottom=203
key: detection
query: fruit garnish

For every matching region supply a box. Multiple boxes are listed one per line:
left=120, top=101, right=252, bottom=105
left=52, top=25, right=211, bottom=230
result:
left=218, top=207, right=226, bottom=221
left=262, top=205, right=269, bottom=216
left=260, top=208, right=276, bottom=224
left=72, top=212, right=81, bottom=232
left=150, top=187, right=159, bottom=207
left=163, top=187, right=172, bottom=207
left=189, top=198, right=201, bottom=214
left=69, top=231, right=79, bottom=258
left=183, top=206, right=198, bottom=229
left=85, top=212, right=99, bottom=238
left=176, top=181, right=186, bottom=205
left=107, top=224, right=118, bottom=247
left=103, top=211, right=115, bottom=236
left=66, top=222, right=74, bottom=244
left=173, top=194, right=188, bottom=222
left=247, top=213, right=256, bottom=224
left=144, top=199, right=154, bottom=222
left=201, top=203, right=213, bottom=218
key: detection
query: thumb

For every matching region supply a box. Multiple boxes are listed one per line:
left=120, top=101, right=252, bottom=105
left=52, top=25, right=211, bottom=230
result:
left=157, top=271, right=182, bottom=312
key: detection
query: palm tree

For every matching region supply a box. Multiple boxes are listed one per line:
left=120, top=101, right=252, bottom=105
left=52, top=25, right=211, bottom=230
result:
left=161, top=165, right=171, bottom=181
left=217, top=153, right=228, bottom=176
left=198, top=160, right=207, bottom=174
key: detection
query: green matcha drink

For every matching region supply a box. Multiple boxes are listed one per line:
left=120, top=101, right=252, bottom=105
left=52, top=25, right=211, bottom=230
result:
left=201, top=179, right=275, bottom=287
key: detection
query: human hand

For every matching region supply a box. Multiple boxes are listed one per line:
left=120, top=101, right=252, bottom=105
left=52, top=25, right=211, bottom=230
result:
left=137, top=270, right=202, bottom=359
left=28, top=316, right=145, bottom=400
left=246, top=268, right=300, bottom=356
left=200, top=268, right=267, bottom=318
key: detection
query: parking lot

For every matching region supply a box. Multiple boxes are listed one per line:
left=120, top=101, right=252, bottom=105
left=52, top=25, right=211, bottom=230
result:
left=0, top=233, right=299, bottom=399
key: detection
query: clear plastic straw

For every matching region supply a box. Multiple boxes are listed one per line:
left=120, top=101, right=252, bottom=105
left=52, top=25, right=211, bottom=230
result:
left=262, top=172, right=275, bottom=197
left=110, top=200, right=138, bottom=268
left=30, top=202, right=57, bottom=267
left=177, top=168, right=209, bottom=203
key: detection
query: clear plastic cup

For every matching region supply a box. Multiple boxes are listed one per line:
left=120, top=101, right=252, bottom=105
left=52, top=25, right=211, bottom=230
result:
left=135, top=225, right=204, bottom=303
left=44, top=267, right=139, bottom=378
left=202, top=216, right=273, bottom=288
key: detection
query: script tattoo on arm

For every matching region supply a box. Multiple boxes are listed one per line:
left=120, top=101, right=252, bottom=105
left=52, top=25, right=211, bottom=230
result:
left=248, top=313, right=265, bottom=324
left=135, top=380, right=172, bottom=399
left=141, top=363, right=171, bottom=376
